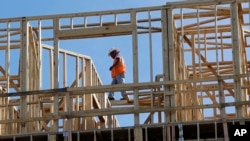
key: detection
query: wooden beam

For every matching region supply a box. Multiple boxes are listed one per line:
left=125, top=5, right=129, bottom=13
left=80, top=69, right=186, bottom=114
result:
left=56, top=25, right=134, bottom=40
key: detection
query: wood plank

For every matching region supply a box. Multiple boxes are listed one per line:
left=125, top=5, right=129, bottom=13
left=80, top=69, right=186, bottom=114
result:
left=56, top=25, right=134, bottom=39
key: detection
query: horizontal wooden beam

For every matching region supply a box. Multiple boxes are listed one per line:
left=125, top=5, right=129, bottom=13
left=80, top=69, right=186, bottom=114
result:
left=56, top=25, right=135, bottom=39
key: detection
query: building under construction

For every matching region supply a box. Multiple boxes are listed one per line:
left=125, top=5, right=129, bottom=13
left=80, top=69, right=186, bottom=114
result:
left=0, top=0, right=250, bottom=140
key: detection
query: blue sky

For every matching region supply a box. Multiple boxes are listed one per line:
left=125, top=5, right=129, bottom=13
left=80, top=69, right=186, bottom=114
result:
left=1, top=0, right=177, bottom=18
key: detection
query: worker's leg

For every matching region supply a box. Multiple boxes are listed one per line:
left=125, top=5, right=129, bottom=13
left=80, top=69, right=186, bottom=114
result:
left=108, top=78, right=117, bottom=100
left=116, top=73, right=126, bottom=100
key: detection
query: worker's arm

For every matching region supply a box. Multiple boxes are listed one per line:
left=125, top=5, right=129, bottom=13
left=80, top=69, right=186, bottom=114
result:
left=109, top=57, right=120, bottom=71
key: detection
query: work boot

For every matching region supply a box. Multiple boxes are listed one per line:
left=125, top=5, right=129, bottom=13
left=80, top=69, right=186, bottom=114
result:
left=109, top=97, right=115, bottom=100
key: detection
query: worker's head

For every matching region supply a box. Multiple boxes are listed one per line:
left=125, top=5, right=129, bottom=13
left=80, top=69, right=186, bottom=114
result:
left=108, top=48, right=119, bottom=58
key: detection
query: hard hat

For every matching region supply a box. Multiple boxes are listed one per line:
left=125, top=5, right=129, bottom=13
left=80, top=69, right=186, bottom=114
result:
left=108, top=48, right=119, bottom=56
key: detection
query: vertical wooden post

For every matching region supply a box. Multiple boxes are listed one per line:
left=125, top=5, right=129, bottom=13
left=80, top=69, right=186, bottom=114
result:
left=53, top=17, right=60, bottom=125
left=218, top=78, right=229, bottom=141
left=65, top=92, right=72, bottom=141
left=162, top=8, right=169, bottom=141
left=131, top=10, right=142, bottom=141
left=37, top=20, right=42, bottom=132
left=6, top=22, right=10, bottom=92
left=38, top=20, right=42, bottom=90
left=85, top=59, right=94, bottom=129
left=5, top=22, right=10, bottom=134
left=191, top=35, right=198, bottom=120
left=162, top=7, right=176, bottom=141
left=180, top=7, right=187, bottom=122
left=20, top=17, right=29, bottom=134
left=49, top=17, right=60, bottom=141
left=81, top=58, right=85, bottom=130
left=231, top=1, right=244, bottom=118
left=75, top=56, right=80, bottom=130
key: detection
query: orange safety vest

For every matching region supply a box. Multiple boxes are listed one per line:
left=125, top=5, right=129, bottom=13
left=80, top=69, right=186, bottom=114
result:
left=111, top=55, right=126, bottom=78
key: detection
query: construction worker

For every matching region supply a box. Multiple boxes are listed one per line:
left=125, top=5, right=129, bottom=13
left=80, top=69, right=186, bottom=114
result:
left=108, top=48, right=126, bottom=100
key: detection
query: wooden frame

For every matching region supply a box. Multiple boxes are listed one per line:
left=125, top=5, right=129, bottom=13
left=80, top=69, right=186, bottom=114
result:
left=0, top=0, right=249, bottom=140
